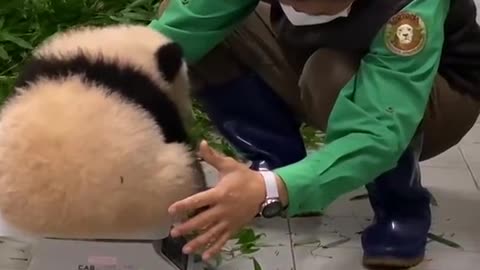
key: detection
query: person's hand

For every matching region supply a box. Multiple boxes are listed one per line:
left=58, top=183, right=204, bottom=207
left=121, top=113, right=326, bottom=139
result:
left=168, top=140, right=266, bottom=261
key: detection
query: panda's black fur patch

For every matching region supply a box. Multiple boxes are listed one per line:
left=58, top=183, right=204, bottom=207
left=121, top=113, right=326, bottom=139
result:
left=14, top=51, right=189, bottom=144
left=155, top=42, right=184, bottom=83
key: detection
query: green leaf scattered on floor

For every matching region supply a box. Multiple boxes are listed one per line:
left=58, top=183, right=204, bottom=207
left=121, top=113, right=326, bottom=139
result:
left=349, top=193, right=369, bottom=201
left=349, top=191, right=439, bottom=207
left=252, top=257, right=262, bottom=270
left=293, top=236, right=351, bottom=250
left=427, top=232, right=463, bottom=250
left=321, top=237, right=351, bottom=249
left=293, top=239, right=322, bottom=247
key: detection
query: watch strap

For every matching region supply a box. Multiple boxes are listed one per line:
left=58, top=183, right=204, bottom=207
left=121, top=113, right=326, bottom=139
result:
left=259, top=171, right=279, bottom=199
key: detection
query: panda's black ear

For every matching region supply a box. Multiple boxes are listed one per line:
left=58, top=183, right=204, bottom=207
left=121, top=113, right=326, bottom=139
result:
left=155, top=42, right=184, bottom=83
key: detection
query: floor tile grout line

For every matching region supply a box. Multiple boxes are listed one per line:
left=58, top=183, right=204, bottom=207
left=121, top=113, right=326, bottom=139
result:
left=420, top=164, right=468, bottom=169
left=458, top=146, right=480, bottom=190
left=287, top=218, right=297, bottom=270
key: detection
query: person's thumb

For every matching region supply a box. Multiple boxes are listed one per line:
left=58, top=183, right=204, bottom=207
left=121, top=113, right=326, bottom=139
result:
left=197, top=140, right=231, bottom=171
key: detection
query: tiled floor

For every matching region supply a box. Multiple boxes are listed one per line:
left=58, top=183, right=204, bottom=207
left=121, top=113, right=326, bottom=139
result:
left=199, top=122, right=480, bottom=270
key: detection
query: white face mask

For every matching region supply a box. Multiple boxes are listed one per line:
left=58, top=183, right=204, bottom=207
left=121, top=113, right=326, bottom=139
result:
left=280, top=3, right=352, bottom=26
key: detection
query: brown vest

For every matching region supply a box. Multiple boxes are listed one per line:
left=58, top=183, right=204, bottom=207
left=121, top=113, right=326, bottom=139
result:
left=269, top=0, right=480, bottom=100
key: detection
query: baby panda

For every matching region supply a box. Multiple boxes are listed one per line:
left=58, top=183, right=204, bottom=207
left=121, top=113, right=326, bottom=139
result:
left=0, top=24, right=207, bottom=240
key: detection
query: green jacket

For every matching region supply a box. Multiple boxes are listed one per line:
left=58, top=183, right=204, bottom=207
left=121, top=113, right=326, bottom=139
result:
left=149, top=0, right=450, bottom=216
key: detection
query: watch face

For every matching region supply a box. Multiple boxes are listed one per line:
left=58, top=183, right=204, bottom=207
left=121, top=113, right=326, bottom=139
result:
left=262, top=200, right=283, bottom=218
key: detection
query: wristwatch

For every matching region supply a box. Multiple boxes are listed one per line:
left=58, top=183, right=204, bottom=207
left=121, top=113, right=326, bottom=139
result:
left=258, top=171, right=283, bottom=218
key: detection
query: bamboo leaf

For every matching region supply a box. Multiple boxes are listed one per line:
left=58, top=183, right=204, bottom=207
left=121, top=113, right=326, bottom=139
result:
left=427, top=233, right=463, bottom=249
left=0, top=46, right=9, bottom=60
left=0, top=32, right=33, bottom=49
left=119, top=11, right=150, bottom=21
left=234, top=228, right=256, bottom=244
left=240, top=243, right=260, bottom=254
left=126, top=0, right=152, bottom=9
left=252, top=257, right=262, bottom=270
left=322, top=237, right=351, bottom=249
left=108, top=15, right=130, bottom=23
left=349, top=194, right=369, bottom=201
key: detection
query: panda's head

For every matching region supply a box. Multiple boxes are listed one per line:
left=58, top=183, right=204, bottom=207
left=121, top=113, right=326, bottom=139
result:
left=18, top=24, right=194, bottom=143
left=0, top=24, right=206, bottom=240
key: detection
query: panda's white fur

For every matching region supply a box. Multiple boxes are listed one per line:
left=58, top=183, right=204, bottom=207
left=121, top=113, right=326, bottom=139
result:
left=0, top=24, right=205, bottom=240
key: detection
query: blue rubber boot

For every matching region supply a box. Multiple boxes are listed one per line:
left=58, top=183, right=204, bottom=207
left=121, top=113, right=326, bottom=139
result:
left=362, top=133, right=431, bottom=268
left=195, top=72, right=307, bottom=171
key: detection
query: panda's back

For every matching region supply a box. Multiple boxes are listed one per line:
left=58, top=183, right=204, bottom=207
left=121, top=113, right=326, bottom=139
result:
left=0, top=24, right=204, bottom=239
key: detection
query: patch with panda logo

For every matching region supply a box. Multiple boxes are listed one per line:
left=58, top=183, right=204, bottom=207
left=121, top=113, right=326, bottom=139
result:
left=384, top=11, right=426, bottom=56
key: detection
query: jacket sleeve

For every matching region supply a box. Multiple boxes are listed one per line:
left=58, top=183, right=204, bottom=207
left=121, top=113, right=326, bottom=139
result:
left=274, top=0, right=451, bottom=217
left=149, top=0, right=259, bottom=63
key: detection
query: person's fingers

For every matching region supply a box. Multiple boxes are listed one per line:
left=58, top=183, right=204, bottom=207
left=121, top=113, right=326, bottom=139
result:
left=202, top=231, right=232, bottom=261
left=170, top=203, right=222, bottom=238
left=168, top=188, right=217, bottom=216
left=197, top=140, right=237, bottom=171
left=182, top=221, right=228, bottom=254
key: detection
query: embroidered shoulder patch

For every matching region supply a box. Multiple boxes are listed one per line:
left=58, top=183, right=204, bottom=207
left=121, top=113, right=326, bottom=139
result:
left=384, top=12, right=426, bottom=56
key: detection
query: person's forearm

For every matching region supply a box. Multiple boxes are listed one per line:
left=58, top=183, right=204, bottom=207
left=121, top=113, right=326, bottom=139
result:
left=149, top=0, right=259, bottom=63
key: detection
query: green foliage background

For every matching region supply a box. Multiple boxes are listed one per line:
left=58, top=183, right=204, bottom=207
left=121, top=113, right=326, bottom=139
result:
left=0, top=0, right=161, bottom=104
